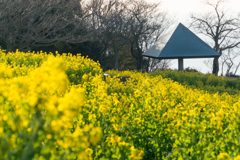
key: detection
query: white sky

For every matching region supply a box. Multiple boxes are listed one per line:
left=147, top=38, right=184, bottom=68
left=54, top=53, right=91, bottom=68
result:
left=161, top=0, right=240, bottom=23
left=150, top=0, right=240, bottom=74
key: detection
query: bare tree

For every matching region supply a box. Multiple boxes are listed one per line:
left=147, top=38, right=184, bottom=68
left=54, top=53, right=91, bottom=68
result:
left=220, top=48, right=240, bottom=76
left=123, top=0, right=171, bottom=71
left=0, top=0, right=92, bottom=52
left=145, top=58, right=172, bottom=72
left=190, top=0, right=240, bottom=76
left=86, top=0, right=127, bottom=69
left=84, top=0, right=171, bottom=70
left=106, top=0, right=128, bottom=70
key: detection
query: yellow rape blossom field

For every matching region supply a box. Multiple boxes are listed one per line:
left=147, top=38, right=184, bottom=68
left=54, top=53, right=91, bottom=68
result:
left=1, top=50, right=240, bottom=160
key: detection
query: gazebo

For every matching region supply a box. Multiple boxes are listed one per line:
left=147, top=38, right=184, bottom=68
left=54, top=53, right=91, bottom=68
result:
left=142, top=23, right=220, bottom=71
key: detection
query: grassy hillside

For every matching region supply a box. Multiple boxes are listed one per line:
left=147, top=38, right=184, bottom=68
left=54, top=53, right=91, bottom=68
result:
left=150, top=70, right=240, bottom=95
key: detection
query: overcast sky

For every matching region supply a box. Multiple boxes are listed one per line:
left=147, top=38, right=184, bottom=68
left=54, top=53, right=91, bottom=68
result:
left=161, top=0, right=240, bottom=23
left=150, top=0, right=240, bottom=74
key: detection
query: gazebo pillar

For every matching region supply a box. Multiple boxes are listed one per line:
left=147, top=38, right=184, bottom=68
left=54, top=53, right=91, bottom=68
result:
left=178, top=58, right=184, bottom=71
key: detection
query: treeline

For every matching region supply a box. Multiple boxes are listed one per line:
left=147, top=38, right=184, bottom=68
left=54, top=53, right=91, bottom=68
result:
left=0, top=0, right=171, bottom=71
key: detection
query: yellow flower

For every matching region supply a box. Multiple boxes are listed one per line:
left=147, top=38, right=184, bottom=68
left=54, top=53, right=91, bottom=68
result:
left=47, top=134, right=52, bottom=139
left=3, top=115, right=8, bottom=121
left=130, top=146, right=144, bottom=160
left=234, top=156, right=240, bottom=160
left=217, top=153, right=231, bottom=160
left=85, top=148, right=93, bottom=155
left=119, top=141, right=129, bottom=147
left=134, top=118, right=141, bottom=125
left=89, top=127, right=102, bottom=145
left=51, top=120, right=62, bottom=132
left=82, top=74, right=88, bottom=80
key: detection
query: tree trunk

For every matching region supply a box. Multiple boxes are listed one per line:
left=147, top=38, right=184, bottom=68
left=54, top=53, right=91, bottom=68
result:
left=7, top=43, right=14, bottom=53
left=136, top=45, right=142, bottom=71
left=137, top=58, right=140, bottom=71
left=212, top=57, right=219, bottom=76
left=114, top=51, right=118, bottom=70
left=136, top=56, right=143, bottom=71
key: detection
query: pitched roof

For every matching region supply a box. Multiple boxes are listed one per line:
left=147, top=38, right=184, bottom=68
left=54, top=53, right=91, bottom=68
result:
left=142, top=23, right=220, bottom=59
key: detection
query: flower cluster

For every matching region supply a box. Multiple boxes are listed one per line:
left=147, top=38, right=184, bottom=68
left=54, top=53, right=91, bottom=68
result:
left=1, top=49, right=240, bottom=159
left=0, top=50, right=103, bottom=160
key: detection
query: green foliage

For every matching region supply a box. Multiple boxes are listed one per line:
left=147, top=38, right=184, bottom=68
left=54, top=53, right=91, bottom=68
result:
left=150, top=70, right=240, bottom=95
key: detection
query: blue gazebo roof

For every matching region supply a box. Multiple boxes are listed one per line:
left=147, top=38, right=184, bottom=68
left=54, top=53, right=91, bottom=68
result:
left=142, top=23, right=220, bottom=59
